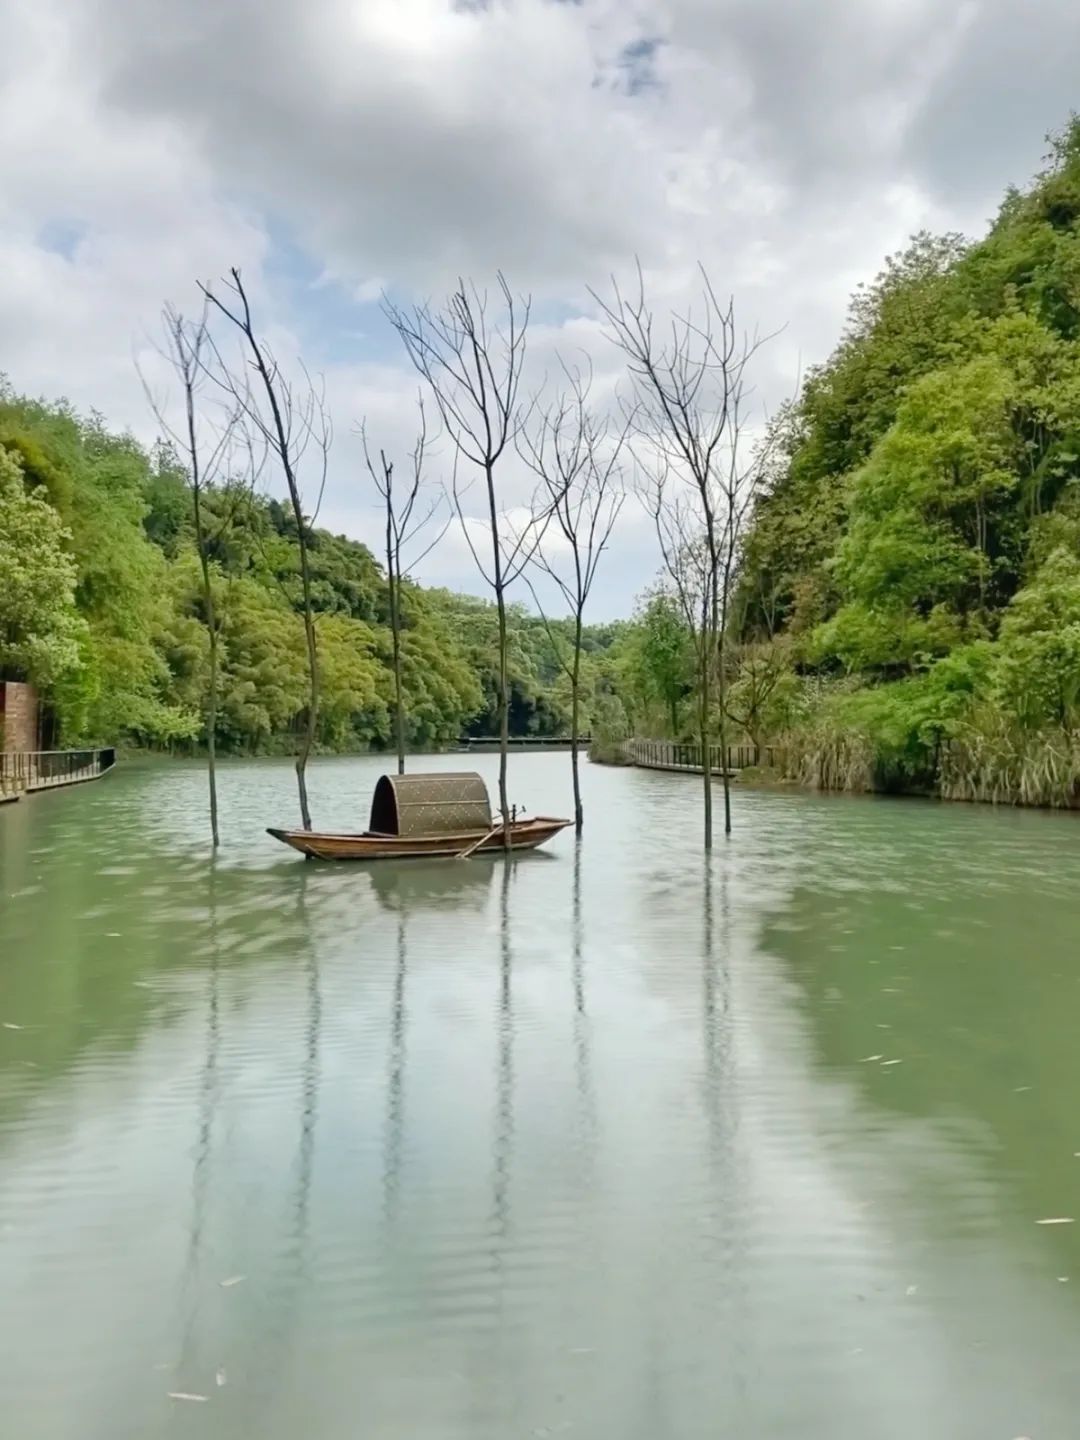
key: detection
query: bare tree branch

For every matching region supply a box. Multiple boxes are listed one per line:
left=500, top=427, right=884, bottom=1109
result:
left=384, top=276, right=538, bottom=841
left=358, top=397, right=450, bottom=774
left=515, top=362, right=630, bottom=828
left=199, top=267, right=331, bottom=831
left=138, top=300, right=257, bottom=847
left=596, top=262, right=778, bottom=843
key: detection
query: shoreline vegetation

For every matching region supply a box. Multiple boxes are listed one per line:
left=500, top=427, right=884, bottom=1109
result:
left=6, top=122, right=1080, bottom=818
left=725, top=120, right=1080, bottom=812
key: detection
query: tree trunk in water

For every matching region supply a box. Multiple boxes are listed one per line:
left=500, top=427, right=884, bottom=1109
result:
left=497, top=593, right=510, bottom=848
left=700, top=654, right=713, bottom=851
left=389, top=561, right=405, bottom=776
left=296, top=606, right=317, bottom=832
left=484, top=462, right=511, bottom=851
left=205, top=599, right=220, bottom=849
left=238, top=276, right=318, bottom=832
left=571, top=614, right=583, bottom=831
left=716, top=592, right=732, bottom=838
left=189, top=399, right=218, bottom=847
left=718, top=705, right=732, bottom=837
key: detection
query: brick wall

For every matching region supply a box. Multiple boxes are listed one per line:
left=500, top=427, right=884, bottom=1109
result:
left=0, top=682, right=39, bottom=753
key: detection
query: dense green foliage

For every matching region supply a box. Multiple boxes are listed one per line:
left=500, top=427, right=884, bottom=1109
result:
left=0, top=384, right=626, bottom=754
left=0, top=447, right=83, bottom=686
left=735, top=119, right=1080, bottom=805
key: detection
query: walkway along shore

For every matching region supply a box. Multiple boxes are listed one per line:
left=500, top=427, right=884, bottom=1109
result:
left=0, top=749, right=117, bottom=803
left=618, top=738, right=783, bottom=777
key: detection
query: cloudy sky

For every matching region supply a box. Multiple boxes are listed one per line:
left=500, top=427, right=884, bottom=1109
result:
left=3, top=0, right=1079, bottom=617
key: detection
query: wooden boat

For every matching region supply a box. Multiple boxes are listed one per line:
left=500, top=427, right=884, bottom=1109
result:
left=267, top=770, right=571, bottom=861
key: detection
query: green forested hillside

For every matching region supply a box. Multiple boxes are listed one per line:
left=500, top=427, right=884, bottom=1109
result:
left=738, top=120, right=1080, bottom=804
left=0, top=386, right=627, bottom=754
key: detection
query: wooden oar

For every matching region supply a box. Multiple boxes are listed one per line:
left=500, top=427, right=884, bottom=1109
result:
left=455, top=818, right=506, bottom=861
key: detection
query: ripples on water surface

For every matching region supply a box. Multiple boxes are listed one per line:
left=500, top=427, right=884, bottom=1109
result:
left=3, top=754, right=1080, bottom=1437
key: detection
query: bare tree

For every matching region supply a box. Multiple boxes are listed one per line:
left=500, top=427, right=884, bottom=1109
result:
left=518, top=364, right=628, bottom=831
left=385, top=276, right=545, bottom=844
left=200, top=269, right=330, bottom=832
left=594, top=263, right=773, bottom=845
left=139, top=302, right=245, bottom=847
left=359, top=400, right=449, bottom=775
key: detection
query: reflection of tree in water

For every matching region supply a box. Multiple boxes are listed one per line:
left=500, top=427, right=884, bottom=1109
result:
left=382, top=911, right=408, bottom=1230
left=294, top=885, right=321, bottom=1256
left=491, top=860, right=514, bottom=1244
left=174, top=855, right=223, bottom=1377
left=701, top=858, right=730, bottom=1141
left=378, top=863, right=499, bottom=1235
left=378, top=857, right=504, bottom=1241
left=248, top=863, right=324, bottom=1404
left=700, top=855, right=750, bottom=1409
left=571, top=837, right=596, bottom=1167
left=174, top=858, right=325, bottom=1395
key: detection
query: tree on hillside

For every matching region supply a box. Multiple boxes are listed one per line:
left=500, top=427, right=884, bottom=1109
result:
left=359, top=400, right=448, bottom=775
left=0, top=446, right=84, bottom=691
left=595, top=264, right=773, bottom=844
left=627, top=588, right=694, bottom=737
left=723, top=640, right=798, bottom=758
left=201, top=269, right=330, bottom=832
left=386, top=277, right=554, bottom=844
left=518, top=365, right=628, bottom=830
left=642, top=473, right=717, bottom=762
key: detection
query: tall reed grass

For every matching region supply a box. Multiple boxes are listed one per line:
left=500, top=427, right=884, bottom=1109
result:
left=940, top=716, right=1080, bottom=808
left=781, top=724, right=876, bottom=793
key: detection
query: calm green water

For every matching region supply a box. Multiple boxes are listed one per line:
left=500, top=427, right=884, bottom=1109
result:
left=3, top=755, right=1080, bottom=1438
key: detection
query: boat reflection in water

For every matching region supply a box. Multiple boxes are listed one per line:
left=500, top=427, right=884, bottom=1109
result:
left=367, top=855, right=499, bottom=913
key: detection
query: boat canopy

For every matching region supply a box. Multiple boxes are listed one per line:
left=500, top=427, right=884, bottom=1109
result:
left=368, top=771, right=493, bottom=837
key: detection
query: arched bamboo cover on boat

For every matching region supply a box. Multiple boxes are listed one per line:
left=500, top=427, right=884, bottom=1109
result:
left=368, top=771, right=493, bottom=837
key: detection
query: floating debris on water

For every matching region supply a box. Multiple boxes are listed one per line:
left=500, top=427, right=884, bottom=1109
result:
left=219, top=1274, right=246, bottom=1288
left=168, top=1392, right=208, bottom=1403
left=1036, top=1217, right=1075, bottom=1225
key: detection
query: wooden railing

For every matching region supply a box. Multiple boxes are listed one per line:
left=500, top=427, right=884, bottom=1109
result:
left=456, top=734, right=592, bottom=750
left=0, top=748, right=117, bottom=798
left=624, top=739, right=781, bottom=774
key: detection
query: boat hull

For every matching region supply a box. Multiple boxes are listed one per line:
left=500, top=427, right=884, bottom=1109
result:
left=267, top=816, right=571, bottom=861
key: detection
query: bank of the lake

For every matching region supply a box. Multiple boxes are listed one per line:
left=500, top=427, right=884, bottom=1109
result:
left=3, top=753, right=1080, bottom=1438
left=598, top=735, right=1080, bottom=812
